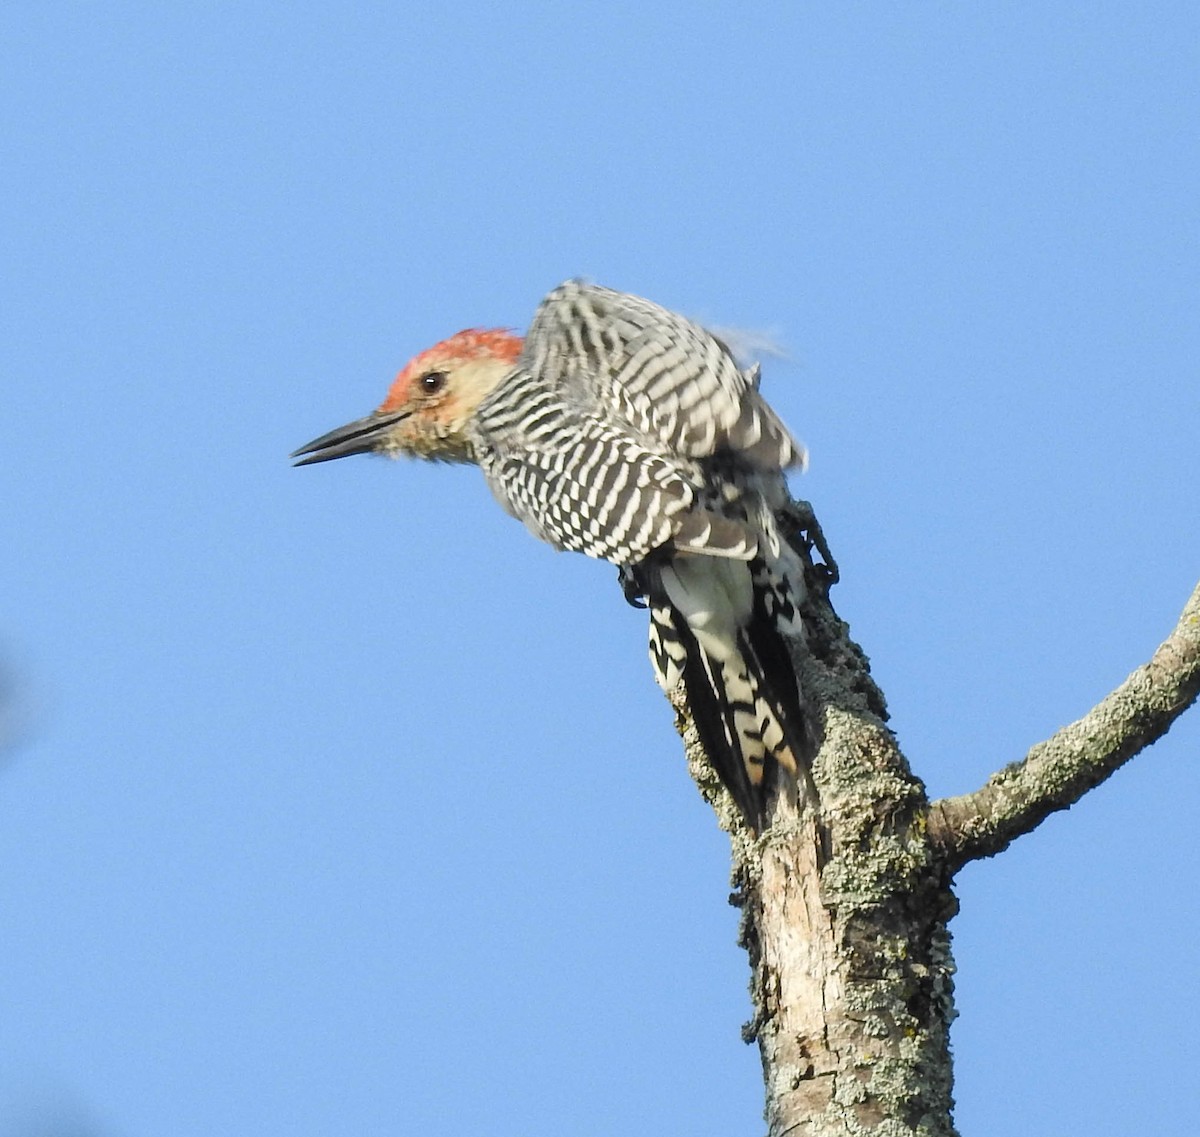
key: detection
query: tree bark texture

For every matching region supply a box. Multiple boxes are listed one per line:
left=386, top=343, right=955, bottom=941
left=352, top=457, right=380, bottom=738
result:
left=669, top=501, right=1200, bottom=1136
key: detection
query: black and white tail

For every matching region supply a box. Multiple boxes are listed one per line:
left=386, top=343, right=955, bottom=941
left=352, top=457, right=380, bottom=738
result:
left=644, top=553, right=808, bottom=831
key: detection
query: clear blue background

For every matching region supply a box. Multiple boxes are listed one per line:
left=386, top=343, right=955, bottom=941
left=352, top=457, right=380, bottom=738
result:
left=2, top=4, right=1197, bottom=1134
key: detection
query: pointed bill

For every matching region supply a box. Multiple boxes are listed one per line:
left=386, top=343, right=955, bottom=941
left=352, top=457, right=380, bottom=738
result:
left=291, top=411, right=410, bottom=465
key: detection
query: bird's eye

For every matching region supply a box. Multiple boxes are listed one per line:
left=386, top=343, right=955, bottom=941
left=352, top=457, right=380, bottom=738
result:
left=420, top=370, right=448, bottom=395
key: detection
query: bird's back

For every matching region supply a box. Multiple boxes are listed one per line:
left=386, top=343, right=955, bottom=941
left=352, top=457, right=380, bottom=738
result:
left=471, top=281, right=804, bottom=566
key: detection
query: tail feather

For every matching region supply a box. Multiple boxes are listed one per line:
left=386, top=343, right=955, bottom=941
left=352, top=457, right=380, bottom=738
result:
left=742, top=558, right=809, bottom=777
left=645, top=555, right=808, bottom=830
left=650, top=597, right=765, bottom=827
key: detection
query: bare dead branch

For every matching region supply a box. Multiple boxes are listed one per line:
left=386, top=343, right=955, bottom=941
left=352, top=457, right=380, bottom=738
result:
left=927, top=580, right=1200, bottom=870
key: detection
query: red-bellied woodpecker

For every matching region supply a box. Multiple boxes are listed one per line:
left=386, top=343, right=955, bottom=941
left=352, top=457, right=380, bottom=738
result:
left=293, top=281, right=810, bottom=829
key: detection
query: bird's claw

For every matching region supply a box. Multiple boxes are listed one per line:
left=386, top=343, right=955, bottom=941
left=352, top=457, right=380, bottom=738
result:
left=784, top=500, right=839, bottom=589
left=618, top=564, right=649, bottom=609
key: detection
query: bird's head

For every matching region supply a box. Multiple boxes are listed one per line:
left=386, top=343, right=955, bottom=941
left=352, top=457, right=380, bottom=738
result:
left=292, top=328, right=523, bottom=466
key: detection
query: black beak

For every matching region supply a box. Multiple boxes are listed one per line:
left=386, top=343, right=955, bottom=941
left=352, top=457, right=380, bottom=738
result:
left=291, top=411, right=410, bottom=466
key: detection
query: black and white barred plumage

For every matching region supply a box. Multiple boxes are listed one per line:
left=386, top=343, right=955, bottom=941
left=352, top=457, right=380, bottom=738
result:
left=295, top=280, right=811, bottom=828
left=473, top=282, right=810, bottom=828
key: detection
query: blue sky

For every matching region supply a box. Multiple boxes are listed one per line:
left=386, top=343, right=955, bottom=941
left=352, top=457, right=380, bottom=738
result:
left=1, top=4, right=1197, bottom=1134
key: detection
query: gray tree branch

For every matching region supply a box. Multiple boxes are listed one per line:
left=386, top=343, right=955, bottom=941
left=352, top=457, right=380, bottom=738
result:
left=672, top=504, right=961, bottom=1136
left=670, top=500, right=1197, bottom=1133
left=927, top=580, right=1200, bottom=871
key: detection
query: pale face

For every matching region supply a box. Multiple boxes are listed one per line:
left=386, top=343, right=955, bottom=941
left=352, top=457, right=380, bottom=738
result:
left=292, top=329, right=522, bottom=467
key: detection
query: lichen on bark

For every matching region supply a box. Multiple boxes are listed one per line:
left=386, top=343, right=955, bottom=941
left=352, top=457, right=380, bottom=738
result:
left=668, top=500, right=1200, bottom=1135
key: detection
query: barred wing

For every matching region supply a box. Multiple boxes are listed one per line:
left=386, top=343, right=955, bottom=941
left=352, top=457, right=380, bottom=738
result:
left=472, top=369, right=757, bottom=565
left=521, top=281, right=805, bottom=471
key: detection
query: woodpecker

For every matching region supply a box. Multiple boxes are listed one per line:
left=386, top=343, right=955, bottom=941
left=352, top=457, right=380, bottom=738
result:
left=294, top=282, right=810, bottom=829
